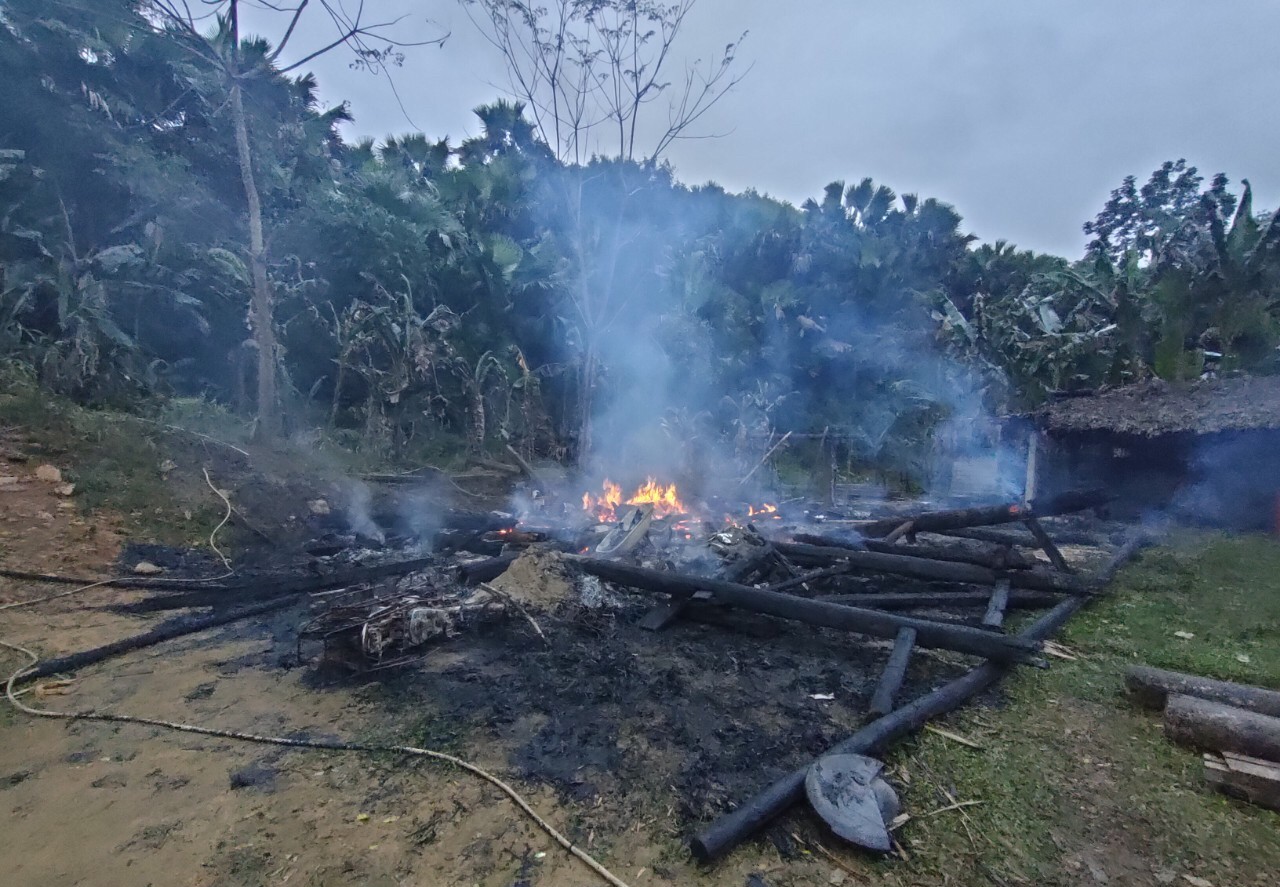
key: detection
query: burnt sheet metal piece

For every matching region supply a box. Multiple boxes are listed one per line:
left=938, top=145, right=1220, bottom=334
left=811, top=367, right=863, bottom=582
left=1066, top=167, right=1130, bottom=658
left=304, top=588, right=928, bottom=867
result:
left=804, top=753, right=900, bottom=852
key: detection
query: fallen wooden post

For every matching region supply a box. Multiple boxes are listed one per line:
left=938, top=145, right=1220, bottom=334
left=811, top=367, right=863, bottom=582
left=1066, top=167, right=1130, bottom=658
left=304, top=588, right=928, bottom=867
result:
left=458, top=552, right=520, bottom=585
left=570, top=557, right=1042, bottom=664
left=937, top=525, right=1110, bottom=548
left=854, top=489, right=1108, bottom=539
left=772, top=540, right=1086, bottom=594
left=1125, top=666, right=1280, bottom=718
left=1164, top=694, right=1280, bottom=761
left=982, top=580, right=1012, bottom=628
left=121, top=556, right=439, bottom=611
left=688, top=530, right=1152, bottom=862
left=1023, top=516, right=1073, bottom=573
left=791, top=533, right=1033, bottom=571
left=868, top=627, right=916, bottom=716
left=817, top=589, right=1059, bottom=611
left=18, top=596, right=301, bottom=683
left=766, top=564, right=853, bottom=594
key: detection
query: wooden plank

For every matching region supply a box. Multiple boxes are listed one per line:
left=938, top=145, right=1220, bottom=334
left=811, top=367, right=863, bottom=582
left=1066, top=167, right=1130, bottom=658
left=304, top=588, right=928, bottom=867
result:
left=1204, top=751, right=1280, bottom=811
left=868, top=627, right=917, bottom=715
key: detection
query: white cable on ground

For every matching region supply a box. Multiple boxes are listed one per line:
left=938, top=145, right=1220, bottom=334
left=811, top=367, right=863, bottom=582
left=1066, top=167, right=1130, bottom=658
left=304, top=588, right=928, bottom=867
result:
left=0, top=642, right=632, bottom=887
left=202, top=467, right=233, bottom=570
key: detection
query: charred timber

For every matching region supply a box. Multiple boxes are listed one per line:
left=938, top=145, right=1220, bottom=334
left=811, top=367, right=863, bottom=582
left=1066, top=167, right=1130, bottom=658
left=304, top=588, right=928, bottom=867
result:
left=791, top=532, right=1032, bottom=571
left=868, top=627, right=916, bottom=716
left=1126, top=665, right=1280, bottom=718
left=855, top=489, right=1109, bottom=539
left=19, top=595, right=301, bottom=683
left=570, top=557, right=1041, bottom=664
left=772, top=540, right=1087, bottom=594
left=816, top=589, right=1059, bottom=611
left=120, top=556, right=437, bottom=612
left=688, top=529, right=1152, bottom=862
left=458, top=552, right=519, bottom=585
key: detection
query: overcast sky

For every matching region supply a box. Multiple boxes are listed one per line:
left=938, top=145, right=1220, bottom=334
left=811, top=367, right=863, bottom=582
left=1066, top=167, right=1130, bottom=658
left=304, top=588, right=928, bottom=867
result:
left=246, top=0, right=1280, bottom=257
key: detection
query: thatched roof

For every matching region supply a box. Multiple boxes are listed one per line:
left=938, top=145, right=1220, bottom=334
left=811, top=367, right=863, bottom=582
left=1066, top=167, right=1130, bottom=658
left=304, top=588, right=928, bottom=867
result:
left=1030, top=375, right=1280, bottom=437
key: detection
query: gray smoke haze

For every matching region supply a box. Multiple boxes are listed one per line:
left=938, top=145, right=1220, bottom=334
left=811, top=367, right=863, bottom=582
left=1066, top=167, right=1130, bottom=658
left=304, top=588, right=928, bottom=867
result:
left=245, top=0, right=1280, bottom=257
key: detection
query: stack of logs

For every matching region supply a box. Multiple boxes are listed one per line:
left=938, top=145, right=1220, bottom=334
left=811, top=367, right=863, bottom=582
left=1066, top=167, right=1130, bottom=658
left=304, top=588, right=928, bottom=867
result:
left=1127, top=665, right=1280, bottom=811
left=530, top=488, right=1130, bottom=859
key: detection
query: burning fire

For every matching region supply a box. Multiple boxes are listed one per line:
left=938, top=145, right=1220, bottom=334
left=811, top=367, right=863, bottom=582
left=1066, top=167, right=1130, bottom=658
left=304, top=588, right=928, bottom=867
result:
left=581, top=477, right=779, bottom=526
left=583, top=478, right=687, bottom=522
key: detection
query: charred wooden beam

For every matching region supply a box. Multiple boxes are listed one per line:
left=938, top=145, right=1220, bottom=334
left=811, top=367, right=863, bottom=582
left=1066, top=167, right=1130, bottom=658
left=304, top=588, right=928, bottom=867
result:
left=772, top=540, right=1087, bottom=594
left=120, top=556, right=439, bottom=612
left=1127, top=666, right=1280, bottom=718
left=791, top=532, right=1032, bottom=571
left=817, top=589, right=1059, bottom=611
left=766, top=564, right=854, bottom=594
left=688, top=529, right=1153, bottom=863
left=569, top=556, right=1041, bottom=664
left=855, top=489, right=1109, bottom=539
left=868, top=627, right=916, bottom=716
left=458, top=552, right=519, bottom=585
left=1024, top=516, right=1073, bottom=573
left=19, top=596, right=301, bottom=683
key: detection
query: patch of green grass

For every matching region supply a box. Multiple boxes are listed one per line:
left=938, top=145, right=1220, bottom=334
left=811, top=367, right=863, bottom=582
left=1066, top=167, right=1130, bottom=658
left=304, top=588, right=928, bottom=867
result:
left=0, top=368, right=205, bottom=544
left=865, top=532, right=1280, bottom=886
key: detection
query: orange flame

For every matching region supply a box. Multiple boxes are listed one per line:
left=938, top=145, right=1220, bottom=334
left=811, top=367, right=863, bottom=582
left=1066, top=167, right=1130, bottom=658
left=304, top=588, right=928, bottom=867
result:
left=583, top=477, right=686, bottom=522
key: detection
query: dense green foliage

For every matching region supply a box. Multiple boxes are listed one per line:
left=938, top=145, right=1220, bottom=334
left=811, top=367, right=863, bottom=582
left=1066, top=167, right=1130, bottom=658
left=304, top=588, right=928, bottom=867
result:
left=3, top=1, right=1280, bottom=469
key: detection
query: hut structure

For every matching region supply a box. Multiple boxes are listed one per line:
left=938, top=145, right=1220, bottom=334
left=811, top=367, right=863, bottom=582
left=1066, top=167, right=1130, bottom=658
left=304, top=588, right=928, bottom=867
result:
left=1023, top=375, right=1280, bottom=530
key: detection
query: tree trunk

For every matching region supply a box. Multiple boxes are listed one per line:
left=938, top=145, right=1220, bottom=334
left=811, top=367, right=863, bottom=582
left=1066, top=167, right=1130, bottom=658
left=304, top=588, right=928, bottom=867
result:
left=1164, top=694, right=1280, bottom=761
left=1126, top=666, right=1280, bottom=717
left=229, top=79, right=280, bottom=440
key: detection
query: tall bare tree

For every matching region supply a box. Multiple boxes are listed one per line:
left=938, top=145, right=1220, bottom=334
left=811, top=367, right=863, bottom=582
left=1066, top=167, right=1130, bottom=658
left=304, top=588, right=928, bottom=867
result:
left=463, top=0, right=746, bottom=165
left=462, top=0, right=747, bottom=458
left=146, top=1, right=443, bottom=439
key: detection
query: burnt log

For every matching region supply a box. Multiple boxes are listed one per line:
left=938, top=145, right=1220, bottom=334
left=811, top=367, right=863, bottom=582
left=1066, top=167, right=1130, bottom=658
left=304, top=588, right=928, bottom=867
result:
left=19, top=596, right=301, bottom=683
left=1024, top=516, right=1073, bottom=572
left=792, top=532, right=1032, bottom=571
left=458, top=553, right=520, bottom=585
left=120, top=556, right=438, bottom=612
left=855, top=489, right=1108, bottom=539
left=1165, top=694, right=1280, bottom=760
left=1126, top=666, right=1280, bottom=718
left=688, top=529, right=1153, bottom=862
left=868, top=627, right=916, bottom=716
left=817, top=589, right=1059, bottom=611
left=772, top=540, right=1086, bottom=594
left=570, top=557, right=1041, bottom=664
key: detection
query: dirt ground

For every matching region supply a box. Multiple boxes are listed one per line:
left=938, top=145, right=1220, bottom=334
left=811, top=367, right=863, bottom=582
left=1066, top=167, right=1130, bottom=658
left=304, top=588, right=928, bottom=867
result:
left=4, top=431, right=1278, bottom=887
left=0, top=435, right=877, bottom=887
